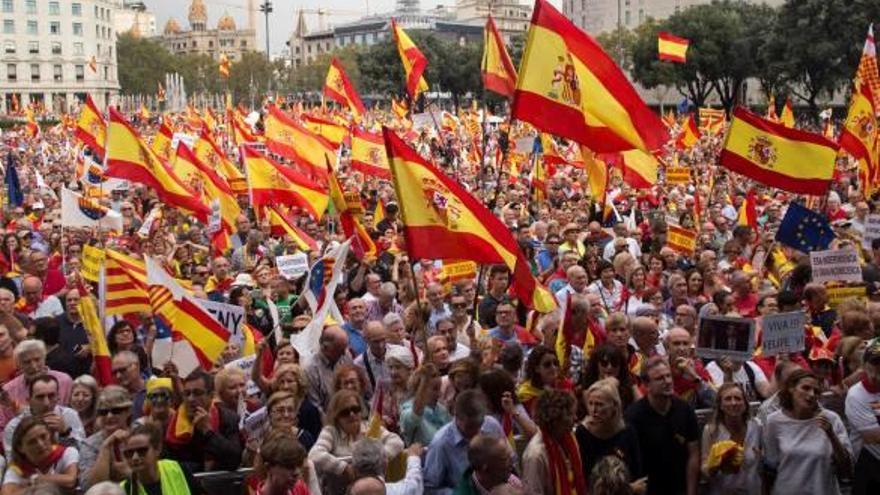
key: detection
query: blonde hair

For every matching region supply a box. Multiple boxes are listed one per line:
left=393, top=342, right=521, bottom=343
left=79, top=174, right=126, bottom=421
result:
left=584, top=377, right=625, bottom=432
left=272, top=364, right=308, bottom=400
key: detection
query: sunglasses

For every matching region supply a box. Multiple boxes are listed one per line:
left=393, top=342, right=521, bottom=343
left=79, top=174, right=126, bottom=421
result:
left=147, top=392, right=171, bottom=403
left=123, top=446, right=150, bottom=459
left=97, top=406, right=130, bottom=417
left=340, top=405, right=362, bottom=417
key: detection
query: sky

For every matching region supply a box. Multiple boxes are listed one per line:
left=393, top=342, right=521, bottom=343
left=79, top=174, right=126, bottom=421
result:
left=141, top=0, right=558, bottom=56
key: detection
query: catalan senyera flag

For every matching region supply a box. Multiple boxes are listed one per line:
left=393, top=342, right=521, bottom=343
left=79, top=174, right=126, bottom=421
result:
left=151, top=121, right=174, bottom=162
left=666, top=224, right=697, bottom=256
left=677, top=114, right=701, bottom=149
left=139, top=103, right=150, bottom=121
left=243, top=145, right=329, bottom=220
left=658, top=32, right=690, bottom=63
left=351, top=128, right=391, bottom=179
left=264, top=105, right=336, bottom=180
left=79, top=295, right=112, bottom=386
left=194, top=127, right=248, bottom=196
left=840, top=25, right=880, bottom=196
left=104, top=249, right=150, bottom=317
left=384, top=127, right=556, bottom=312
left=324, top=58, right=366, bottom=121
left=391, top=19, right=429, bottom=100
left=104, top=107, right=210, bottom=219
left=75, top=95, right=106, bottom=157
left=267, top=206, right=318, bottom=252
left=719, top=107, right=839, bottom=195
left=600, top=149, right=658, bottom=189
left=699, top=107, right=726, bottom=134
left=780, top=98, right=795, bottom=128
left=512, top=0, right=666, bottom=154
left=219, top=53, right=231, bottom=79
left=302, top=114, right=347, bottom=148
left=481, top=15, right=518, bottom=98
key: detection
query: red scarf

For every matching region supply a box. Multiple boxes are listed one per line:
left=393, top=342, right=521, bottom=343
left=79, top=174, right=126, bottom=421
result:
left=12, top=444, right=66, bottom=478
left=541, top=429, right=586, bottom=495
left=165, top=402, right=221, bottom=447
left=861, top=375, right=880, bottom=394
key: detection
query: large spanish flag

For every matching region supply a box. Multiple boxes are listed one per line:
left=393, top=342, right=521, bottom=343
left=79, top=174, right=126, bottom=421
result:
left=267, top=206, right=318, bottom=252
left=175, top=142, right=240, bottom=236
left=302, top=114, right=347, bottom=148
left=391, top=19, right=429, bottom=100
left=104, top=108, right=210, bottom=219
left=512, top=0, right=666, bottom=154
left=151, top=121, right=175, bottom=162
left=264, top=105, right=336, bottom=180
left=324, top=58, right=366, bottom=121
left=383, top=127, right=555, bottom=312
left=719, top=107, right=839, bottom=195
left=350, top=128, right=391, bottom=179
left=840, top=25, right=880, bottom=196
left=677, top=114, right=701, bottom=149
left=228, top=108, right=259, bottom=145
left=79, top=295, right=113, bottom=386
left=600, top=149, right=658, bottom=189
left=243, top=145, right=328, bottom=220
left=481, top=15, right=518, bottom=99
left=328, top=170, right=378, bottom=260
left=194, top=127, right=248, bottom=196
left=658, top=32, right=689, bottom=63
left=74, top=94, right=106, bottom=158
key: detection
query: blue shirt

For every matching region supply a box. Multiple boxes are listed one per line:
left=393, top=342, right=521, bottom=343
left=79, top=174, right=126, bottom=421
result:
left=342, top=322, right=367, bottom=356
left=536, top=248, right=556, bottom=272
left=423, top=416, right=504, bottom=495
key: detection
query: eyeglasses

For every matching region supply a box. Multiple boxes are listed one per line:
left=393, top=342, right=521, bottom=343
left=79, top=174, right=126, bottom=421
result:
left=451, top=303, right=468, bottom=309
left=147, top=392, right=171, bottom=403
left=339, top=405, right=362, bottom=417
left=123, top=446, right=150, bottom=459
left=112, top=363, right=133, bottom=375
left=97, top=406, right=130, bottom=417
left=270, top=406, right=297, bottom=416
left=183, top=389, right=207, bottom=398
left=540, top=360, right=559, bottom=369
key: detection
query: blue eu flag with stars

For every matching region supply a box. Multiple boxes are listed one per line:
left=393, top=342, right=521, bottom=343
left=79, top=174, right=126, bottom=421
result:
left=775, top=202, right=835, bottom=252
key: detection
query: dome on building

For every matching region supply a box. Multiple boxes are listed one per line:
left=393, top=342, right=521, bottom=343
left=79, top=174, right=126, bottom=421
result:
left=217, top=12, right=236, bottom=31
left=188, top=0, right=208, bottom=25
left=163, top=18, right=181, bottom=35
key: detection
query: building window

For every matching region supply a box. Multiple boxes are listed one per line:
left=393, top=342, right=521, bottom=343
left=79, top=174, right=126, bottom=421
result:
left=49, top=1, right=59, bottom=15
left=50, top=21, right=60, bottom=35
left=72, top=3, right=82, bottom=16
left=241, top=40, right=247, bottom=47
left=25, top=0, right=36, bottom=15
left=1, top=0, right=12, bottom=14
left=51, top=42, right=61, bottom=55
left=73, top=22, right=82, bottom=36
left=53, top=64, right=62, bottom=82
left=73, top=42, right=83, bottom=55
left=30, top=63, right=39, bottom=82
left=7, top=63, right=16, bottom=81
left=26, top=21, right=37, bottom=35
left=625, top=10, right=631, bottom=25
left=28, top=41, right=37, bottom=54
left=75, top=64, right=84, bottom=82
left=3, top=40, right=12, bottom=54
left=209, top=40, right=213, bottom=48
left=103, top=66, right=108, bottom=80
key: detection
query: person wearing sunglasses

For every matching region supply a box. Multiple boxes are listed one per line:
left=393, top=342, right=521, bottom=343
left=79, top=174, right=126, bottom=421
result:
left=120, top=423, right=204, bottom=495
left=80, top=386, right=134, bottom=490
left=309, top=389, right=403, bottom=494
left=134, top=378, right=176, bottom=443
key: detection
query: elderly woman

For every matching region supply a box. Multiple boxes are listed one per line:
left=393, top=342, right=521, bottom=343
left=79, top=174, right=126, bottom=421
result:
left=763, top=369, right=852, bottom=495
left=516, top=344, right=572, bottom=416
left=79, top=386, right=134, bottom=490
left=332, top=364, right=369, bottom=398
left=700, top=383, right=762, bottom=494
left=243, top=364, right=322, bottom=448
left=522, top=389, right=586, bottom=495
left=438, top=358, right=480, bottom=409
left=399, top=363, right=451, bottom=446
left=372, top=346, right=415, bottom=434
left=309, top=389, right=403, bottom=494
left=214, top=367, right=248, bottom=421
left=1, top=417, right=78, bottom=495
left=245, top=391, right=317, bottom=466
left=69, top=375, right=99, bottom=436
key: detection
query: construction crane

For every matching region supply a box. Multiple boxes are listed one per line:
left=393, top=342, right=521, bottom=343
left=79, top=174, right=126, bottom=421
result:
left=299, top=8, right=365, bottom=31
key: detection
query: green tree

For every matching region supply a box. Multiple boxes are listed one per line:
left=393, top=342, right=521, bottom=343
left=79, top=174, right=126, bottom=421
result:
left=116, top=33, right=178, bottom=95
left=226, top=52, right=279, bottom=104
left=596, top=27, right=637, bottom=72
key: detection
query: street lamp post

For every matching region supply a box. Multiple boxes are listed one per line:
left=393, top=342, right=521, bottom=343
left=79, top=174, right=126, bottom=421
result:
left=259, top=1, right=273, bottom=59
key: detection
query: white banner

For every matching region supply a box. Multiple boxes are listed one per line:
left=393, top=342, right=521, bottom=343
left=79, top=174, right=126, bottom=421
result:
left=276, top=253, right=309, bottom=280
left=863, top=214, right=880, bottom=248
left=60, top=187, right=123, bottom=232
left=760, top=311, right=806, bottom=356
left=195, top=298, right=245, bottom=340
left=810, top=246, right=862, bottom=284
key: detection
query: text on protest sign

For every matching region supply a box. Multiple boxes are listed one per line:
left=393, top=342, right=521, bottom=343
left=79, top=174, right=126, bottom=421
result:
left=827, top=285, right=867, bottom=309
left=195, top=298, right=245, bottom=339
left=864, top=214, right=880, bottom=249
left=276, top=253, right=309, bottom=279
left=760, top=311, right=806, bottom=356
left=810, top=246, right=862, bottom=284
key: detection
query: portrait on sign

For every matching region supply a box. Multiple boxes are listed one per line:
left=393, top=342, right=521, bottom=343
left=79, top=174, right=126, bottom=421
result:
left=696, top=316, right=756, bottom=360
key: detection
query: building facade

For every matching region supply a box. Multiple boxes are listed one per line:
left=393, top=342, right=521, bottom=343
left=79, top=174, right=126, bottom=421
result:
left=157, top=0, right=256, bottom=63
left=114, top=0, right=155, bottom=38
left=455, top=0, right=531, bottom=41
left=0, top=0, right=121, bottom=114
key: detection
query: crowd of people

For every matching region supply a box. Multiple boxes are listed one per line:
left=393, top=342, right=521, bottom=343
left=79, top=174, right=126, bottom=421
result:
left=0, top=98, right=877, bottom=495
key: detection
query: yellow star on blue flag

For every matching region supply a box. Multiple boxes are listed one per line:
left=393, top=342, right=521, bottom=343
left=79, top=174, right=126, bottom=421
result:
left=775, top=202, right=835, bottom=252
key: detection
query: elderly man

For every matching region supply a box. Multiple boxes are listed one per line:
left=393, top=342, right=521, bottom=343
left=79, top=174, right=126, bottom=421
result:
left=205, top=256, right=233, bottom=302
left=729, top=270, right=758, bottom=317
left=305, top=324, right=354, bottom=411
left=602, top=223, right=642, bottom=261
left=361, top=273, right=383, bottom=302
left=111, top=350, right=146, bottom=419
left=554, top=265, right=589, bottom=310
left=353, top=439, right=424, bottom=495
left=673, top=304, right=698, bottom=335
left=0, top=325, right=14, bottom=382
left=231, top=230, right=266, bottom=272
left=632, top=315, right=663, bottom=363
left=354, top=320, right=393, bottom=395
left=4, top=373, right=85, bottom=459
left=661, top=274, right=693, bottom=318
left=426, top=282, right=452, bottom=334
left=230, top=214, right=252, bottom=251
left=455, top=434, right=520, bottom=493
left=1, top=339, right=73, bottom=428
left=364, top=282, right=403, bottom=323
left=25, top=249, right=66, bottom=297
left=19, top=275, right=64, bottom=319
left=343, top=298, right=369, bottom=356
left=487, top=300, right=537, bottom=349
left=665, top=327, right=715, bottom=409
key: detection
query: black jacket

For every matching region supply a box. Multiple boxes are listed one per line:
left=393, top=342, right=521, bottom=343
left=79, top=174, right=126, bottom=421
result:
left=167, top=406, right=243, bottom=473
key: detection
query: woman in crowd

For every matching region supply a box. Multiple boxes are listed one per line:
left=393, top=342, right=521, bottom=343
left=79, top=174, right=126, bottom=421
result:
left=371, top=345, right=414, bottom=434
left=229, top=287, right=273, bottom=338
left=245, top=390, right=317, bottom=465
left=69, top=375, right=99, bottom=437
left=438, top=358, right=479, bottom=409
left=763, top=369, right=853, bottom=495
left=700, top=383, right=761, bottom=494
left=517, top=345, right=571, bottom=416
left=120, top=423, right=203, bottom=495
left=252, top=338, right=301, bottom=396
left=522, top=390, right=585, bottom=495
left=579, top=344, right=641, bottom=411
left=214, top=367, right=248, bottom=422
left=244, top=364, right=322, bottom=446
left=686, top=268, right=708, bottom=304
left=589, top=260, right=625, bottom=313
left=332, top=364, right=368, bottom=399
left=645, top=254, right=666, bottom=289
left=80, top=386, right=134, bottom=490
left=574, top=378, right=643, bottom=491
left=249, top=430, right=320, bottom=495
left=623, top=265, right=648, bottom=316
left=107, top=321, right=149, bottom=375
left=308, top=389, right=403, bottom=494
left=399, top=363, right=450, bottom=446
left=479, top=367, right=538, bottom=440
left=1, top=417, right=78, bottom=495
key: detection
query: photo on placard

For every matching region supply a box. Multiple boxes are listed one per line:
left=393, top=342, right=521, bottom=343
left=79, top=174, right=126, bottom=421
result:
left=696, top=315, right=756, bottom=360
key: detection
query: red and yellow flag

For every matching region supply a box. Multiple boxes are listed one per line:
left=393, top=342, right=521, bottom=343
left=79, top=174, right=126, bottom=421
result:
left=481, top=15, right=518, bottom=98
left=840, top=25, right=880, bottom=196
left=266, top=206, right=318, bottom=252
left=351, top=128, right=391, bottom=179
left=74, top=94, right=106, bottom=157
left=583, top=147, right=608, bottom=206
left=780, top=98, right=795, bottom=128
left=658, top=32, right=689, bottom=63
left=79, top=294, right=113, bottom=386
left=175, top=142, right=240, bottom=236
left=219, top=53, right=231, bottom=79
left=229, top=108, right=259, bottom=145
left=264, top=105, right=336, bottom=180
left=766, top=94, right=778, bottom=122
left=391, top=19, right=429, bottom=100
left=719, top=107, right=839, bottom=195
left=666, top=225, right=697, bottom=256
left=88, top=55, right=98, bottom=73
left=194, top=127, right=248, bottom=196
left=512, top=0, right=667, bottom=154
left=324, top=58, right=366, bottom=121
left=737, top=189, right=758, bottom=232
left=600, top=149, right=658, bottom=189
left=677, top=114, right=701, bottom=149
left=25, top=106, right=40, bottom=139
left=383, top=127, right=555, bottom=312
left=105, top=108, right=209, bottom=219
left=302, top=113, right=347, bottom=148
left=328, top=171, right=378, bottom=260
left=242, top=145, right=328, bottom=220
left=151, top=121, right=174, bottom=162
left=391, top=97, right=408, bottom=119
left=105, top=249, right=150, bottom=317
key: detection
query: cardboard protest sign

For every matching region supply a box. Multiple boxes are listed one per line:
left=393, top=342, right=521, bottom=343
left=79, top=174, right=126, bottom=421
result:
left=863, top=214, right=880, bottom=249
left=276, top=253, right=309, bottom=279
left=696, top=315, right=756, bottom=361
left=760, top=311, right=806, bottom=356
left=810, top=246, right=861, bottom=284
left=827, top=285, right=867, bottom=309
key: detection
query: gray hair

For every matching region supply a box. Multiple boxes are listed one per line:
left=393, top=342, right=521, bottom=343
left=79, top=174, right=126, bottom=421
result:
left=113, top=350, right=139, bottom=367
left=352, top=438, right=386, bottom=477
left=468, top=434, right=507, bottom=470
left=383, top=312, right=403, bottom=327
left=379, top=282, right=397, bottom=298
left=13, top=339, right=46, bottom=364
left=0, top=288, right=15, bottom=300
left=84, top=482, right=125, bottom=495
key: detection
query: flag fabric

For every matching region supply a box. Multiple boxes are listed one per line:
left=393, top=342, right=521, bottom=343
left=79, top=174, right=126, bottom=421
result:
left=104, top=249, right=150, bottom=316
left=600, top=149, right=658, bottom=189
left=391, top=97, right=408, bottom=119
left=511, top=0, right=667, bottom=154
left=104, top=108, right=210, bottom=219
left=79, top=295, right=112, bottom=386
left=481, top=15, right=518, bottom=98
left=766, top=94, right=778, bottom=122
left=323, top=58, right=366, bottom=120
left=384, top=127, right=556, bottom=312
left=699, top=108, right=726, bottom=134
left=658, top=32, right=689, bottom=63
left=229, top=109, right=258, bottom=145
left=350, top=128, right=391, bottom=179
left=88, top=55, right=97, bottom=73
left=737, top=190, right=758, bottom=231
left=328, top=171, right=378, bottom=260
left=666, top=225, right=698, bottom=256
left=583, top=148, right=608, bottom=207
left=194, top=127, right=248, bottom=196
left=60, top=187, right=123, bottom=232
left=151, top=122, right=174, bottom=162
left=242, top=145, right=329, bottom=220
left=840, top=25, right=880, bottom=197
left=175, top=142, right=241, bottom=244
left=267, top=206, right=318, bottom=252
left=719, top=107, right=839, bottom=195
left=157, top=82, right=166, bottom=102
left=372, top=201, right=386, bottom=230
left=75, top=95, right=106, bottom=158
left=25, top=107, right=40, bottom=138
left=264, top=105, right=336, bottom=180
left=774, top=202, right=835, bottom=252
left=302, top=114, right=347, bottom=148
left=219, top=53, right=231, bottom=78
left=555, top=292, right=605, bottom=371
left=293, top=240, right=351, bottom=356
left=5, top=152, right=23, bottom=207
left=677, top=114, right=701, bottom=149
left=139, top=103, right=150, bottom=121
left=780, top=98, right=795, bottom=128
left=857, top=24, right=880, bottom=110
left=391, top=19, right=429, bottom=100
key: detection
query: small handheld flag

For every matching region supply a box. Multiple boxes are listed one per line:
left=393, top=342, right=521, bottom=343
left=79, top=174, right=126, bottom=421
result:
left=774, top=202, right=835, bottom=253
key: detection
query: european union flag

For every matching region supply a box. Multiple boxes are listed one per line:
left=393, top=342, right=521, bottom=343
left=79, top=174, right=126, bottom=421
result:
left=775, top=202, right=835, bottom=252
left=5, top=152, right=22, bottom=207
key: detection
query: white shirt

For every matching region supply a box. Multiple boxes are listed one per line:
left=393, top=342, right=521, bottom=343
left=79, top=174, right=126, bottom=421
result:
left=705, top=360, right=769, bottom=402
left=845, top=381, right=880, bottom=462
left=602, top=237, right=642, bottom=261
left=2, top=446, right=78, bottom=485
left=29, top=295, right=64, bottom=319
left=701, top=419, right=762, bottom=495
left=4, top=405, right=86, bottom=460
left=386, top=454, right=423, bottom=495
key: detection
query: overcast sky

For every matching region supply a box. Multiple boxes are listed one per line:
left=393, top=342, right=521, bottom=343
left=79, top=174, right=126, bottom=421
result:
left=142, top=0, right=556, bottom=56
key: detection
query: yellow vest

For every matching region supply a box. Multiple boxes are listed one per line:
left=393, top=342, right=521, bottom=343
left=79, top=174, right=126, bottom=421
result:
left=120, top=459, right=191, bottom=495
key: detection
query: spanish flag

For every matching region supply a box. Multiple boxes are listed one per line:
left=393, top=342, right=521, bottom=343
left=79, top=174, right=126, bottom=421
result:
left=88, top=55, right=98, bottom=73
left=264, top=105, right=335, bottom=180
left=555, top=292, right=604, bottom=369
left=583, top=148, right=608, bottom=206
left=481, top=15, right=518, bottom=99
left=79, top=295, right=113, bottom=386
left=391, top=97, right=408, bottom=119
left=228, top=108, right=259, bottom=145
left=25, top=106, right=40, bottom=139
left=104, top=108, right=210, bottom=219
left=737, top=189, right=758, bottom=231
left=766, top=94, right=778, bottom=122
left=384, top=127, right=556, bottom=312
left=512, top=0, right=666, bottom=154
left=194, top=127, right=248, bottom=196
left=151, top=121, right=174, bottom=162
left=104, top=249, right=150, bottom=317
left=139, top=103, right=150, bottom=121
left=677, top=114, right=701, bottom=149
left=601, top=149, right=658, bottom=189
left=372, top=201, right=386, bottom=230
left=658, top=32, right=689, bottom=63
left=780, top=97, right=795, bottom=128
left=840, top=25, right=880, bottom=197
left=175, top=142, right=240, bottom=236
left=391, top=19, right=429, bottom=100
left=74, top=95, right=106, bottom=158
left=266, top=206, right=318, bottom=252
left=351, top=128, right=391, bottom=179
left=324, top=58, right=366, bottom=121
left=719, top=107, right=838, bottom=195
left=329, top=171, right=378, bottom=260
left=219, top=53, right=231, bottom=79
left=302, top=113, right=347, bottom=148
left=242, top=145, right=329, bottom=220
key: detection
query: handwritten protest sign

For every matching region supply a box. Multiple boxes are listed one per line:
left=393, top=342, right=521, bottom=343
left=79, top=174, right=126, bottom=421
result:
left=810, top=246, right=862, bottom=284
left=864, top=214, right=880, bottom=248
left=761, top=311, right=806, bottom=356
left=276, top=253, right=309, bottom=279
left=827, top=285, right=867, bottom=309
